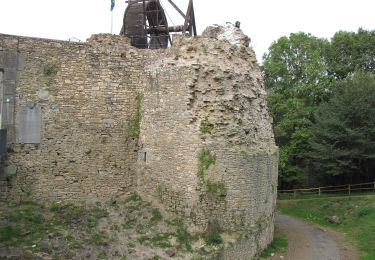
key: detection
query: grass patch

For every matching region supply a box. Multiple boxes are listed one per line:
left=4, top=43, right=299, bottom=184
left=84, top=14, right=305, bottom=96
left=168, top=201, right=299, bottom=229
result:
left=152, top=232, right=173, bottom=248
left=150, top=208, right=163, bottom=223
left=0, top=226, right=22, bottom=242
left=278, top=195, right=375, bottom=259
left=124, top=192, right=142, bottom=204
left=88, top=232, right=107, bottom=245
left=259, top=230, right=288, bottom=258
left=278, top=190, right=375, bottom=200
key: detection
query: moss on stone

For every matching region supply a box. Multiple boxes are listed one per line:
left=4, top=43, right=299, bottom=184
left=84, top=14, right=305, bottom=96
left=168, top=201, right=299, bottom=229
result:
left=128, top=92, right=143, bottom=139
left=199, top=116, right=213, bottom=134
left=206, top=181, right=227, bottom=197
left=197, top=149, right=216, bottom=183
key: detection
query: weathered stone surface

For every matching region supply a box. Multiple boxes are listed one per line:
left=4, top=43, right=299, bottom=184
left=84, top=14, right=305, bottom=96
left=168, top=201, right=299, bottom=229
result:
left=0, top=28, right=278, bottom=259
left=326, top=215, right=341, bottom=224
left=18, top=105, right=42, bottom=144
left=202, top=23, right=251, bottom=47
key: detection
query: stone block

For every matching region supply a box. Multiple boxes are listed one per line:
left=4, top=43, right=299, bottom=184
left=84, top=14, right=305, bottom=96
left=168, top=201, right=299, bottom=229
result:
left=17, top=52, right=27, bottom=71
left=0, top=51, right=3, bottom=68
left=3, top=51, right=17, bottom=68
left=18, top=104, right=42, bottom=144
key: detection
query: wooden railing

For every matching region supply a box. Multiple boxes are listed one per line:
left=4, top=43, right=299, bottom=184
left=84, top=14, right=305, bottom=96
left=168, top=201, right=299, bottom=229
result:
left=278, top=181, right=375, bottom=198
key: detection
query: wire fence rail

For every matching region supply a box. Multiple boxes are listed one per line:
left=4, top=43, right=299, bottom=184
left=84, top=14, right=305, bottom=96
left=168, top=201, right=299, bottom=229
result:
left=278, top=181, right=375, bottom=198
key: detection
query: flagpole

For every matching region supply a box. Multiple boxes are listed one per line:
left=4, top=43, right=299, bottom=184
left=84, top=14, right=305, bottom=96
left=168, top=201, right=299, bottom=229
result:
left=111, top=11, right=113, bottom=34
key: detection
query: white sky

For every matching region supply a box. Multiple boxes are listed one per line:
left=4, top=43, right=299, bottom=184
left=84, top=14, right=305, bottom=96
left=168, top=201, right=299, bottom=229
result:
left=0, top=0, right=374, bottom=61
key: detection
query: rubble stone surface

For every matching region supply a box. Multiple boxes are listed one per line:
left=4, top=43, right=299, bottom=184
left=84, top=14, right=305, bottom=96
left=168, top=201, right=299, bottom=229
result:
left=0, top=27, right=278, bottom=259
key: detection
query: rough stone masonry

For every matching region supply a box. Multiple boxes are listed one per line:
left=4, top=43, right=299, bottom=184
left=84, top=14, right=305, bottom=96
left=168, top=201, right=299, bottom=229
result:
left=0, top=24, right=278, bottom=259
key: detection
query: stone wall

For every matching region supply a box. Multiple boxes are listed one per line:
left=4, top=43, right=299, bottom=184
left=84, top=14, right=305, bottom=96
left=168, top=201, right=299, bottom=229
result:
left=137, top=36, right=278, bottom=255
left=0, top=34, right=143, bottom=201
left=0, top=29, right=278, bottom=259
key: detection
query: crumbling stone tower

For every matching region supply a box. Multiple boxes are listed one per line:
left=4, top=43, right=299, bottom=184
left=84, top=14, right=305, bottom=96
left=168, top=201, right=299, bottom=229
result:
left=0, top=24, right=277, bottom=258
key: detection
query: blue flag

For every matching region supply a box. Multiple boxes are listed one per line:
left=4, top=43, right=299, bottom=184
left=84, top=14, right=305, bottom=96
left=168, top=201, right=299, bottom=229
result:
left=111, top=0, right=115, bottom=11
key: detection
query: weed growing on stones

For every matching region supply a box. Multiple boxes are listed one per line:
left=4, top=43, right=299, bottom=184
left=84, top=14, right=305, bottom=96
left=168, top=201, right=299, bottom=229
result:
left=197, top=148, right=216, bottom=183
left=206, top=181, right=227, bottom=197
left=200, top=116, right=213, bottom=134
left=128, top=92, right=143, bottom=139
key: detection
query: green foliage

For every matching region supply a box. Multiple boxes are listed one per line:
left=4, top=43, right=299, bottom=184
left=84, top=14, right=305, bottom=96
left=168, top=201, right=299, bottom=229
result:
left=200, top=117, right=213, bottom=134
left=43, top=63, right=59, bottom=86
left=206, top=181, right=227, bottom=197
left=204, top=220, right=222, bottom=245
left=128, top=92, right=143, bottom=139
left=8, top=208, right=45, bottom=224
left=174, top=219, right=193, bottom=251
left=88, top=232, right=107, bottom=245
left=151, top=232, right=173, bottom=248
left=278, top=196, right=375, bottom=259
left=125, top=192, right=142, bottom=203
left=262, top=29, right=375, bottom=188
left=43, top=63, right=58, bottom=77
left=259, top=231, right=288, bottom=258
left=0, top=226, right=22, bottom=242
left=262, top=32, right=333, bottom=188
left=49, top=202, right=108, bottom=229
left=100, top=136, right=108, bottom=144
left=137, top=235, right=151, bottom=244
left=326, top=29, right=375, bottom=80
left=65, top=235, right=82, bottom=249
left=357, top=206, right=374, bottom=218
left=0, top=201, right=107, bottom=250
left=197, top=149, right=216, bottom=183
left=150, top=208, right=163, bottom=223
left=309, top=72, right=375, bottom=184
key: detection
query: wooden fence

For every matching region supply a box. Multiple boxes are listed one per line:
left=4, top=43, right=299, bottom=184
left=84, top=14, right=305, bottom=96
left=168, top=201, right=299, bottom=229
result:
left=278, top=181, right=375, bottom=198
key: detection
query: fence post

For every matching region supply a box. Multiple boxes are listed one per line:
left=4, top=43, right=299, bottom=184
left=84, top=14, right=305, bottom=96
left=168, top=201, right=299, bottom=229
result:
left=293, top=190, right=296, bottom=198
left=348, top=184, right=351, bottom=196
left=318, top=187, right=321, bottom=197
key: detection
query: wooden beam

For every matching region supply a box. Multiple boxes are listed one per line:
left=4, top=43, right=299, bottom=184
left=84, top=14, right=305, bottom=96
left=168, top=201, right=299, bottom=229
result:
left=182, top=0, right=193, bottom=35
left=191, top=0, right=197, bottom=36
left=166, top=0, right=186, bottom=19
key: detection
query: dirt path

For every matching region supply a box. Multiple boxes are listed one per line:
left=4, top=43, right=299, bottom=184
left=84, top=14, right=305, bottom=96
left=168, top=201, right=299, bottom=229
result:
left=270, top=213, right=358, bottom=260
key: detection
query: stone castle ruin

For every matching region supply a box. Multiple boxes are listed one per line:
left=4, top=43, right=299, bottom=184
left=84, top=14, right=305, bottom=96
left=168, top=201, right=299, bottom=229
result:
left=0, top=22, right=278, bottom=258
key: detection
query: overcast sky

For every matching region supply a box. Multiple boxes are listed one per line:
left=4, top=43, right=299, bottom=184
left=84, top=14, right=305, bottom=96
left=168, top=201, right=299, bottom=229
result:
left=0, top=0, right=374, bottom=61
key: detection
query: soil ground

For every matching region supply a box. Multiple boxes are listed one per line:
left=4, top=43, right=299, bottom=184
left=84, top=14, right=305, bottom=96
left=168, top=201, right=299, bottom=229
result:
left=269, top=213, right=358, bottom=260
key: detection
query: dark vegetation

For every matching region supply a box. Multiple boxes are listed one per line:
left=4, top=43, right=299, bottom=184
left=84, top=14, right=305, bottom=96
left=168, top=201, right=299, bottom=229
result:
left=262, top=28, right=375, bottom=189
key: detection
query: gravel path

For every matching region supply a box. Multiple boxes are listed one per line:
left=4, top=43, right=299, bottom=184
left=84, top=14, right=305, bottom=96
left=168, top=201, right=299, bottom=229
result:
left=270, top=213, right=358, bottom=260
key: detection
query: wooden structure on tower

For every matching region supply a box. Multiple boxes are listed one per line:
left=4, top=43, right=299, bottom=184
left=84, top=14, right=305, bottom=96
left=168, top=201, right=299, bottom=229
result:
left=120, top=0, right=197, bottom=49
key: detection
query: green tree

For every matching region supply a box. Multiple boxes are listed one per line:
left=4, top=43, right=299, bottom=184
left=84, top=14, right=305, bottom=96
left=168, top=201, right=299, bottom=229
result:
left=262, top=33, right=333, bottom=188
left=326, top=28, right=375, bottom=80
left=309, top=72, right=375, bottom=185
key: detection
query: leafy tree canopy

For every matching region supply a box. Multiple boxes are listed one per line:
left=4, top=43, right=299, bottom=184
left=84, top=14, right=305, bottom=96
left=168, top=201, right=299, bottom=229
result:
left=326, top=28, right=375, bottom=80
left=309, top=72, right=375, bottom=184
left=262, top=32, right=333, bottom=188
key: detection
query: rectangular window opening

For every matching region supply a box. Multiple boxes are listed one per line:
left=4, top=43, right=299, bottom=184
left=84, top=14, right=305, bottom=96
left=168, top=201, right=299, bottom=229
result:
left=143, top=152, right=147, bottom=162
